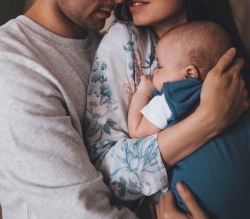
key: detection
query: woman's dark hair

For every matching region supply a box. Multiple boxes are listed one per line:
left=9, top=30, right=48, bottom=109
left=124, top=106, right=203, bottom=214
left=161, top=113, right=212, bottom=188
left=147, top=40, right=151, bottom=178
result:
left=114, top=0, right=250, bottom=91
left=114, top=1, right=132, bottom=21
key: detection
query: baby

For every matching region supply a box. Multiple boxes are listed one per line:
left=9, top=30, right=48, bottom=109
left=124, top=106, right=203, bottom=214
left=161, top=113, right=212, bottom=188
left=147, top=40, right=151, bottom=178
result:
left=128, top=21, right=232, bottom=138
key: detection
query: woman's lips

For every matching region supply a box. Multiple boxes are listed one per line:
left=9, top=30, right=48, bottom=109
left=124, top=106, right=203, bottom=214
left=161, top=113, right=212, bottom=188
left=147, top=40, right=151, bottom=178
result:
left=128, top=0, right=150, bottom=4
left=129, top=1, right=149, bottom=13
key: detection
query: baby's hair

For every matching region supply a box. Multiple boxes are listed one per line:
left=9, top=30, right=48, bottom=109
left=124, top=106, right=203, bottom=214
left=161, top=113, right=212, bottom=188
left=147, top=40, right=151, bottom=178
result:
left=161, top=21, right=232, bottom=78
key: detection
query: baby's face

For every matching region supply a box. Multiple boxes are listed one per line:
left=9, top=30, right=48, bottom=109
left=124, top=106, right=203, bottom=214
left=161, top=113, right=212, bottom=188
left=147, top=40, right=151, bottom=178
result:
left=153, top=39, right=185, bottom=92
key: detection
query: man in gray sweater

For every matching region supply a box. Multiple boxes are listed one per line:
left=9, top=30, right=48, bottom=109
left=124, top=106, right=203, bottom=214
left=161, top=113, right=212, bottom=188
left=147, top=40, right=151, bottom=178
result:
left=0, top=0, right=140, bottom=218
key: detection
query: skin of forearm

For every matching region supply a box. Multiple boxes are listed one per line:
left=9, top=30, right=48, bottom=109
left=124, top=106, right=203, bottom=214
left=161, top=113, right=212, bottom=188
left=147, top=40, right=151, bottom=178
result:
left=157, top=106, right=221, bottom=169
left=128, top=92, right=151, bottom=138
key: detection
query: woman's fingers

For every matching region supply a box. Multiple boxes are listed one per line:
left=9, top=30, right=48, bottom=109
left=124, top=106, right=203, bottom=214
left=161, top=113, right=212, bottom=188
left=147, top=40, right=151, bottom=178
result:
left=155, top=185, right=210, bottom=219
left=176, top=183, right=201, bottom=216
left=227, top=57, right=245, bottom=77
left=199, top=47, right=248, bottom=132
left=156, top=190, right=188, bottom=219
left=213, top=48, right=236, bottom=75
left=176, top=182, right=209, bottom=219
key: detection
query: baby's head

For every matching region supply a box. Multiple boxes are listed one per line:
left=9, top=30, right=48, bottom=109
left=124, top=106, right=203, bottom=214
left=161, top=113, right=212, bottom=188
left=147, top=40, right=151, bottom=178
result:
left=153, top=21, right=232, bottom=92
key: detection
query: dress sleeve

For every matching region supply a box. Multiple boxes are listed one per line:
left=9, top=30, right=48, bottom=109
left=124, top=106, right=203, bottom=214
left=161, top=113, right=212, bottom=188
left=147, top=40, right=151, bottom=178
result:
left=85, top=21, right=168, bottom=201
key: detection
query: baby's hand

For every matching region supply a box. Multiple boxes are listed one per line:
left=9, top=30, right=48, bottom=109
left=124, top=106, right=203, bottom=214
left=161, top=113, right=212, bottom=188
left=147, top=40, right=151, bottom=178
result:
left=137, top=75, right=154, bottom=97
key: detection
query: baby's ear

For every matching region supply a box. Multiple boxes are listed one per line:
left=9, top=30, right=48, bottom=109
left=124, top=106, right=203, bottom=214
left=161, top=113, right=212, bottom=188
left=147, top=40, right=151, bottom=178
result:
left=184, top=65, right=199, bottom=79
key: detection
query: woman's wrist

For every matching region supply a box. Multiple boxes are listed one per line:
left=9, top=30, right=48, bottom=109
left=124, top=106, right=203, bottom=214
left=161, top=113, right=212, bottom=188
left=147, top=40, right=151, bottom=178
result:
left=157, top=105, right=220, bottom=169
left=193, top=105, right=222, bottom=136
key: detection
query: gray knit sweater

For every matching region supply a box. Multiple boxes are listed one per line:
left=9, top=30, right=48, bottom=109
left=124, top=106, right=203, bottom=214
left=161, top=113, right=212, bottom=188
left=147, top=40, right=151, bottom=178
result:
left=0, top=16, right=137, bottom=219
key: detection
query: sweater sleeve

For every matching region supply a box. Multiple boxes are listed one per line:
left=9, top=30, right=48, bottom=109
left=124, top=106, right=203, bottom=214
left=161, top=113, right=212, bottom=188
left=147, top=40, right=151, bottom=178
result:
left=85, top=21, right=168, bottom=201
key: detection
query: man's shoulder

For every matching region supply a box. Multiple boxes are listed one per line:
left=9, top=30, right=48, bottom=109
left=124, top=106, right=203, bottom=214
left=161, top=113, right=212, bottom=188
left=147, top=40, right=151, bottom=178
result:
left=0, top=18, right=18, bottom=41
left=0, top=17, right=29, bottom=51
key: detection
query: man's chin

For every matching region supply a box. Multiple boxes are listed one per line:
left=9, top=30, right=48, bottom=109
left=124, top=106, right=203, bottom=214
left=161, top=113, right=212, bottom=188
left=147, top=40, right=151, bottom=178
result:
left=85, top=20, right=106, bottom=32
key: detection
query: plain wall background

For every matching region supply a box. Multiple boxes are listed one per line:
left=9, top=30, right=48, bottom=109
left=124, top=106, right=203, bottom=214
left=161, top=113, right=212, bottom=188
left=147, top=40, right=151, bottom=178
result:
left=230, top=0, right=250, bottom=50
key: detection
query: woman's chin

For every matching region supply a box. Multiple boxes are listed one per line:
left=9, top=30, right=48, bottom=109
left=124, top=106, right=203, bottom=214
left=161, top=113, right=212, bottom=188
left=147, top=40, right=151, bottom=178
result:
left=132, top=17, right=149, bottom=26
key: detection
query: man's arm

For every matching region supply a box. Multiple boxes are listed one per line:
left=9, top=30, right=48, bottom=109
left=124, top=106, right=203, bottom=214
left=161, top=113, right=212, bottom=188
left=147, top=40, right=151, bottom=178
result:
left=0, top=60, right=137, bottom=219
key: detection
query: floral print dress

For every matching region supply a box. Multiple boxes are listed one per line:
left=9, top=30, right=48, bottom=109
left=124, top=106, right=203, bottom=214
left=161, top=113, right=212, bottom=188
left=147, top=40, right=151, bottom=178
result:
left=85, top=20, right=168, bottom=202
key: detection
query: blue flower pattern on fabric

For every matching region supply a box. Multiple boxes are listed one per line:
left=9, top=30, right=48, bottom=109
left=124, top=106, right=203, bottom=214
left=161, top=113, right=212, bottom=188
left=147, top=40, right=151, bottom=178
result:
left=85, top=20, right=168, bottom=201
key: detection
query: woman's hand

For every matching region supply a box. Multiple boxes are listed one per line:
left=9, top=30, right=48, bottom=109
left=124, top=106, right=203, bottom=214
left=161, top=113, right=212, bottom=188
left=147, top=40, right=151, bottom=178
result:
left=157, top=47, right=249, bottom=168
left=199, top=47, right=250, bottom=133
left=156, top=182, right=209, bottom=219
